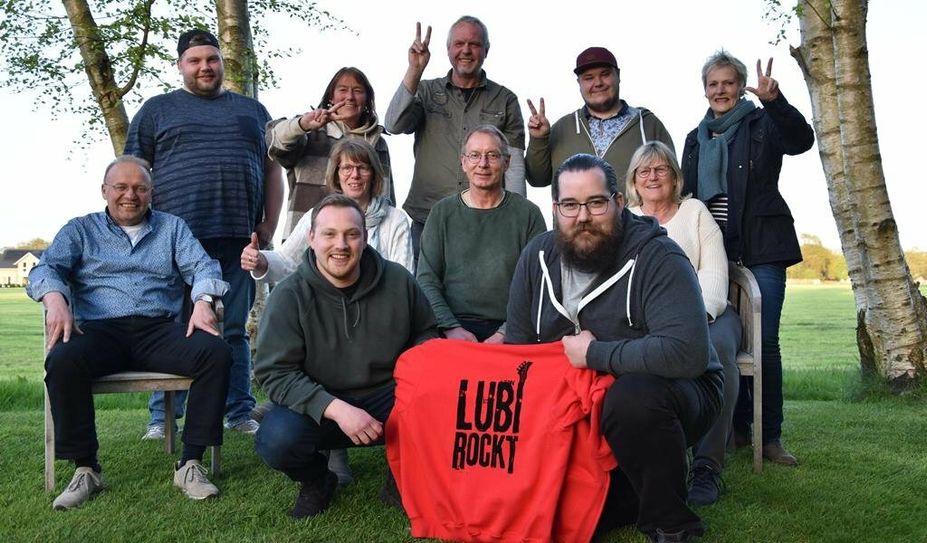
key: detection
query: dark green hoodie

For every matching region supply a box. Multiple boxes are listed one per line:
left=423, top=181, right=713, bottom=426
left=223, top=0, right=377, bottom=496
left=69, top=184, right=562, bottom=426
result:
left=254, top=246, right=438, bottom=423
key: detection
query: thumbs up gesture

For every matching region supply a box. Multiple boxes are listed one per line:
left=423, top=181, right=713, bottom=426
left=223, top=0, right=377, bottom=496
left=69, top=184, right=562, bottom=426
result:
left=240, top=232, right=267, bottom=274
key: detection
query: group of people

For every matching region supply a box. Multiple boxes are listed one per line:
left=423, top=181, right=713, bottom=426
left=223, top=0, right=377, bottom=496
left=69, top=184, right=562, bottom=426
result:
left=30, top=14, right=813, bottom=543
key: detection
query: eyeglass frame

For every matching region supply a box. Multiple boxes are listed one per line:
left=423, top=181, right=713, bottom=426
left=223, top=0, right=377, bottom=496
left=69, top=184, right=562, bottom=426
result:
left=634, top=164, right=673, bottom=179
left=103, top=183, right=151, bottom=195
left=553, top=193, right=616, bottom=218
left=338, top=163, right=373, bottom=176
left=462, top=151, right=508, bottom=165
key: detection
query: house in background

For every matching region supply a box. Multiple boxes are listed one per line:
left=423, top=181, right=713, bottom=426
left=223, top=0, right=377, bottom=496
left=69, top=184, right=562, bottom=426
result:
left=0, top=249, right=44, bottom=287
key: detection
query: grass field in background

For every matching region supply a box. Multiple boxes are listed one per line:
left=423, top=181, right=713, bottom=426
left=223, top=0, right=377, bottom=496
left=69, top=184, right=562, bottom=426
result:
left=1, top=285, right=925, bottom=542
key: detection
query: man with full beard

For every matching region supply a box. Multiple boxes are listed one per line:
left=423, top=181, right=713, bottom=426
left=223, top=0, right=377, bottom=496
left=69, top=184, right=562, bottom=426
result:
left=505, top=154, right=723, bottom=543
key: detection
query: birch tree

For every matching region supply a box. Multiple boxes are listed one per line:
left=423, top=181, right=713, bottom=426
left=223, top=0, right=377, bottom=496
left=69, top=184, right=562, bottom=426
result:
left=0, top=0, right=342, bottom=151
left=789, top=0, right=927, bottom=389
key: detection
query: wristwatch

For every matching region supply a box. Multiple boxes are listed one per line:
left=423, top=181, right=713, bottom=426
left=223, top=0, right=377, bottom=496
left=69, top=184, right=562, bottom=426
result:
left=196, top=294, right=218, bottom=308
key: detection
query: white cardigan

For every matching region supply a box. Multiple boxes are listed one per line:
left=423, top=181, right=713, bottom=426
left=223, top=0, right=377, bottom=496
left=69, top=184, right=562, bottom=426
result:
left=253, top=204, right=414, bottom=283
left=629, top=198, right=729, bottom=319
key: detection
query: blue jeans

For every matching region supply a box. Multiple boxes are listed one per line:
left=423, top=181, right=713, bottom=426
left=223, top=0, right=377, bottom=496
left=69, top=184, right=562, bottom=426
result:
left=255, top=385, right=395, bottom=483
left=148, top=237, right=256, bottom=427
left=733, top=263, right=786, bottom=444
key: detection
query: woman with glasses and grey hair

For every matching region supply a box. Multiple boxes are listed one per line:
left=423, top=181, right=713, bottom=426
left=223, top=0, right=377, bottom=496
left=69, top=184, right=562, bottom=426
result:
left=626, top=141, right=741, bottom=507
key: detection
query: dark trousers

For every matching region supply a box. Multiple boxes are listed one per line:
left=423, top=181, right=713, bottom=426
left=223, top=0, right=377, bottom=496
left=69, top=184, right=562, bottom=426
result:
left=458, top=317, right=504, bottom=342
left=45, top=317, right=231, bottom=460
left=734, top=263, right=787, bottom=444
left=693, top=309, right=742, bottom=470
left=597, top=372, right=722, bottom=538
left=255, top=384, right=395, bottom=483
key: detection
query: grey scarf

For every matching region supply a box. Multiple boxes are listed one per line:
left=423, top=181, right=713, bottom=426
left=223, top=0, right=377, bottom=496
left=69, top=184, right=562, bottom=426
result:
left=696, top=98, right=756, bottom=201
left=365, top=196, right=389, bottom=250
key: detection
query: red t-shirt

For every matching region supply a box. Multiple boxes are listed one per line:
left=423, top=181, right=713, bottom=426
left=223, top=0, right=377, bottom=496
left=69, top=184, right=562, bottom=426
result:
left=386, top=339, right=617, bottom=542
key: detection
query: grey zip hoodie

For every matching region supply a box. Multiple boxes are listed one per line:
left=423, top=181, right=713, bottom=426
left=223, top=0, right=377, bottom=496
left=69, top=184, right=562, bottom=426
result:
left=506, top=209, right=722, bottom=380
left=254, top=246, right=438, bottom=423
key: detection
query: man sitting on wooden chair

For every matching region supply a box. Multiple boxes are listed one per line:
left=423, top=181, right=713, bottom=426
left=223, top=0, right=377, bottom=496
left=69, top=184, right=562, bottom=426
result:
left=27, top=155, right=232, bottom=510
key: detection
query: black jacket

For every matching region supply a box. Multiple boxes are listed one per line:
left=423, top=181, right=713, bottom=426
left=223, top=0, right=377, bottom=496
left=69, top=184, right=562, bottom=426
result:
left=681, top=93, right=814, bottom=267
left=506, top=209, right=722, bottom=380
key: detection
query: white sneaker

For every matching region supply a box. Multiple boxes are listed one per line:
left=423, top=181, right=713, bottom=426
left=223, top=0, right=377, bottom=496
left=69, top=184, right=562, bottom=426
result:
left=53, top=467, right=104, bottom=510
left=173, top=460, right=219, bottom=500
left=227, top=418, right=259, bottom=435
left=142, top=424, right=165, bottom=440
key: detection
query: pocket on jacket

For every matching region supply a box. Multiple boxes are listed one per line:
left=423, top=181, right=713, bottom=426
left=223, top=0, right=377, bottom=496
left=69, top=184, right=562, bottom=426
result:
left=479, top=109, right=506, bottom=128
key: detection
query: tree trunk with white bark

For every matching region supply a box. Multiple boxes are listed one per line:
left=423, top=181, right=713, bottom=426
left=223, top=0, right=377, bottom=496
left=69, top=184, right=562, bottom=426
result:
left=791, top=0, right=926, bottom=390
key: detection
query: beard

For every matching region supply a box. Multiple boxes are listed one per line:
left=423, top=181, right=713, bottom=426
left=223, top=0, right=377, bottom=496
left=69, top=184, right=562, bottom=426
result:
left=556, top=215, right=624, bottom=273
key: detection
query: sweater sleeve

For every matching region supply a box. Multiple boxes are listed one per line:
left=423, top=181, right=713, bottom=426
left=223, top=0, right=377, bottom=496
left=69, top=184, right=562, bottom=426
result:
left=504, top=242, right=540, bottom=344
left=415, top=205, right=460, bottom=330
left=253, top=283, right=335, bottom=424
left=525, top=134, right=554, bottom=188
left=693, top=201, right=729, bottom=320
left=255, top=209, right=311, bottom=283
left=585, top=245, right=711, bottom=379
left=266, top=116, right=310, bottom=169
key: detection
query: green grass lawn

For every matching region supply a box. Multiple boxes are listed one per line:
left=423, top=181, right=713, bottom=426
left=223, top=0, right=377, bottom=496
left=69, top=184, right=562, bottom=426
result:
left=1, top=285, right=925, bottom=542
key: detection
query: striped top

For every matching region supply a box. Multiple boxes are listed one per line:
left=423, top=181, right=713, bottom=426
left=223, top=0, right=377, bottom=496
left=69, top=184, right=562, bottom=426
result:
left=125, top=89, right=271, bottom=240
left=706, top=195, right=729, bottom=233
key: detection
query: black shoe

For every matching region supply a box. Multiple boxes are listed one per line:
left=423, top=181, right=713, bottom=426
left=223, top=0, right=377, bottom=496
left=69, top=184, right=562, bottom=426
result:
left=292, top=470, right=338, bottom=519
left=762, top=440, right=799, bottom=466
left=687, top=464, right=724, bottom=506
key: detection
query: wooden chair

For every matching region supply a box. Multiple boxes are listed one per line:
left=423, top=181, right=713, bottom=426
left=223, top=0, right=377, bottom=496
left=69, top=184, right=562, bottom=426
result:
left=727, top=262, right=763, bottom=473
left=43, top=306, right=222, bottom=491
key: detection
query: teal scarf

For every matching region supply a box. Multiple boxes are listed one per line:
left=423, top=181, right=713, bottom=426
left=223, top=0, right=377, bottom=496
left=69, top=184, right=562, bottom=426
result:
left=696, top=99, right=756, bottom=201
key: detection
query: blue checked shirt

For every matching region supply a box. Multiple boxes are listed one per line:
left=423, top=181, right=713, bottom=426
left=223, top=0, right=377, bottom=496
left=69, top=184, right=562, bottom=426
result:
left=27, top=209, right=228, bottom=322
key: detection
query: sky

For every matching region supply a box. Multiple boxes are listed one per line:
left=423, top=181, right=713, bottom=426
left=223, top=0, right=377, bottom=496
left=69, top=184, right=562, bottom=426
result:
left=1, top=0, right=925, bottom=251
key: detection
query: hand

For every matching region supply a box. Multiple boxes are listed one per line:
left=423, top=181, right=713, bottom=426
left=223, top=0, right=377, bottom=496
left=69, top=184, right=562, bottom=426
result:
left=561, top=330, right=596, bottom=369
left=745, top=58, right=780, bottom=103
left=408, top=22, right=432, bottom=74
left=187, top=299, right=220, bottom=337
left=43, top=291, right=81, bottom=350
left=297, top=101, right=347, bottom=132
left=240, top=233, right=268, bottom=274
left=526, top=98, right=551, bottom=139
left=443, top=326, right=478, bottom=342
left=324, top=399, right=384, bottom=445
left=483, top=331, right=505, bottom=345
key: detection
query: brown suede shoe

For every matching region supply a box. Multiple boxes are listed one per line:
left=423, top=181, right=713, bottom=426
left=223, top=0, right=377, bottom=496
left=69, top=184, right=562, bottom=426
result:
left=762, top=441, right=798, bottom=466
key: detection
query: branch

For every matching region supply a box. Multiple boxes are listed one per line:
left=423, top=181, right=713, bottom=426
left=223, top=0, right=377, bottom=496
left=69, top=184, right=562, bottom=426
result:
left=117, top=0, right=155, bottom=98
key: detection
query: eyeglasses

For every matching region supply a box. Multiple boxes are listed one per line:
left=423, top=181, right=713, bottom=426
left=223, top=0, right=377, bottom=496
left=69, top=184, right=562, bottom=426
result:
left=463, top=151, right=505, bottom=165
left=105, top=183, right=150, bottom=194
left=554, top=194, right=614, bottom=217
left=635, top=165, right=672, bottom=179
left=338, top=164, right=372, bottom=176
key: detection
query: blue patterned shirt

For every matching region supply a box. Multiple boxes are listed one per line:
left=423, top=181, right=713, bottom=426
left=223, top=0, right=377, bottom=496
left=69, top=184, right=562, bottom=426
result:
left=27, top=209, right=228, bottom=322
left=586, top=102, right=639, bottom=157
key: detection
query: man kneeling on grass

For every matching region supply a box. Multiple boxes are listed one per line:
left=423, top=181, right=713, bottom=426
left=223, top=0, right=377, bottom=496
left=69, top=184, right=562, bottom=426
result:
left=28, top=156, right=232, bottom=510
left=253, top=194, right=438, bottom=519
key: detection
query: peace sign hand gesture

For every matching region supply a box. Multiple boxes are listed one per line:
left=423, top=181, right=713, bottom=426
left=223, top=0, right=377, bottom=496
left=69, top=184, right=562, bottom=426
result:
left=745, top=58, right=780, bottom=103
left=297, top=101, right=347, bottom=132
left=408, top=22, right=432, bottom=74
left=527, top=98, right=551, bottom=139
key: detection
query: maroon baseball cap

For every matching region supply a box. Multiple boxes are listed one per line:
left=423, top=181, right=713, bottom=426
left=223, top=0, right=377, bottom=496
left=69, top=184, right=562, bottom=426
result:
left=574, top=47, right=619, bottom=75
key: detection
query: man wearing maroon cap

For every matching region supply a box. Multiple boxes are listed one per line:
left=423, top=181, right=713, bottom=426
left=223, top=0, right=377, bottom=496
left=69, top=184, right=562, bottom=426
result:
left=525, top=46, right=675, bottom=187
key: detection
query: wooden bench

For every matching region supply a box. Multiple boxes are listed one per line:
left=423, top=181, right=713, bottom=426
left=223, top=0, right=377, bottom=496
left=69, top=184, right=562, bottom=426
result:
left=43, top=307, right=222, bottom=491
left=728, top=262, right=763, bottom=473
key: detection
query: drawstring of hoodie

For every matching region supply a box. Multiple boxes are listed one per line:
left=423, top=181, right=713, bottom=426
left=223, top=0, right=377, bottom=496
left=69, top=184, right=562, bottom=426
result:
left=339, top=297, right=361, bottom=339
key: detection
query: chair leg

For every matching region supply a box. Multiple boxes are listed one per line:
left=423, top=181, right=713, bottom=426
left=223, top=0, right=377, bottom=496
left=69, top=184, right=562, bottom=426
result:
left=210, top=446, right=221, bottom=477
left=753, top=371, right=763, bottom=473
left=165, top=391, right=175, bottom=455
left=44, top=385, right=56, bottom=491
